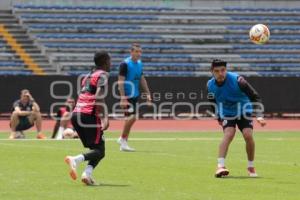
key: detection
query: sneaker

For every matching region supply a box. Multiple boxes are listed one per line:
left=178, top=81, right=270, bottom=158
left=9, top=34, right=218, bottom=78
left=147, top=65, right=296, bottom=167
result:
left=64, top=156, right=78, bottom=180
left=36, top=133, right=47, bottom=139
left=215, top=167, right=230, bottom=178
left=15, top=131, right=25, bottom=139
left=247, top=167, right=258, bottom=177
left=118, top=137, right=135, bottom=152
left=9, top=132, right=16, bottom=139
left=117, top=137, right=123, bottom=144
left=120, top=144, right=135, bottom=152
left=81, top=172, right=97, bottom=186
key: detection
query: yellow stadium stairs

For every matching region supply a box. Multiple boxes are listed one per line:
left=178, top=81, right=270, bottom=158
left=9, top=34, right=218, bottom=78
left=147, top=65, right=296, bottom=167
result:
left=0, top=24, right=45, bottom=75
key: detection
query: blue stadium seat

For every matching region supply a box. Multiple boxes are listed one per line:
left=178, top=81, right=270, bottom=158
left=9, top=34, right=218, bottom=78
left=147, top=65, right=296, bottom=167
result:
left=241, top=54, right=300, bottom=59
left=226, top=25, right=300, bottom=31
left=67, top=70, right=199, bottom=77
left=20, top=14, right=158, bottom=20
left=231, top=16, right=300, bottom=21
left=34, top=33, right=162, bottom=39
left=0, top=70, right=32, bottom=75
left=9, top=4, right=300, bottom=77
left=42, top=43, right=184, bottom=50
left=224, top=7, right=300, bottom=12
left=14, top=5, right=174, bottom=11
left=233, top=45, right=300, bottom=50
left=0, top=61, right=25, bottom=67
left=28, top=24, right=142, bottom=30
left=225, top=35, right=300, bottom=41
left=258, top=71, right=300, bottom=77
left=249, top=63, right=300, bottom=68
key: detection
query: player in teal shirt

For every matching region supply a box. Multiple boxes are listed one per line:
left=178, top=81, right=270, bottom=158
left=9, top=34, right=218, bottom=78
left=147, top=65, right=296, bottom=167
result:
left=118, top=43, right=152, bottom=152
left=207, top=59, right=266, bottom=178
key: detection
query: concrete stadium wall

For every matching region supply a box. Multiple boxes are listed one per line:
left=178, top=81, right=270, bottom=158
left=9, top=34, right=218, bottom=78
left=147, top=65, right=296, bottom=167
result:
left=1, top=0, right=299, bottom=10
left=0, top=1, right=12, bottom=10
left=0, top=76, right=299, bottom=115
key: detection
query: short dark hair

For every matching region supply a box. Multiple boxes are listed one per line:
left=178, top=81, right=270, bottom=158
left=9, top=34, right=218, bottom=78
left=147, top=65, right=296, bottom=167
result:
left=211, top=59, right=227, bottom=69
left=94, top=51, right=110, bottom=67
left=131, top=43, right=141, bottom=51
left=20, top=89, right=30, bottom=95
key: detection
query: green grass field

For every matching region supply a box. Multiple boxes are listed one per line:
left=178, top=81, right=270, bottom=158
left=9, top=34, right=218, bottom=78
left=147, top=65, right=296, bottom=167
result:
left=0, top=131, right=299, bottom=200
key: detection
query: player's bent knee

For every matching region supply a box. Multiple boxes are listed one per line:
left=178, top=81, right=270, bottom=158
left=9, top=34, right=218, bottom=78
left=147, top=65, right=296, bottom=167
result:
left=95, top=149, right=105, bottom=160
left=11, top=111, right=20, bottom=118
left=32, top=111, right=41, bottom=117
left=99, top=152, right=105, bottom=160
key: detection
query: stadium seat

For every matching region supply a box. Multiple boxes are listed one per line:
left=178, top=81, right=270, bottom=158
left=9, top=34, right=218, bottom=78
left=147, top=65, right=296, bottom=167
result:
left=5, top=4, right=300, bottom=76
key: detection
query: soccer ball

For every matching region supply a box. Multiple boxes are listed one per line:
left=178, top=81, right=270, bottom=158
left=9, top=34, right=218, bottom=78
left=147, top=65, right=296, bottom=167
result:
left=249, top=24, right=270, bottom=44
left=63, top=128, right=77, bottom=139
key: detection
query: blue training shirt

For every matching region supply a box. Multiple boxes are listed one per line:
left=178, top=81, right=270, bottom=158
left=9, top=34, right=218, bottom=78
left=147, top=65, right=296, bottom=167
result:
left=207, top=72, right=252, bottom=118
left=122, top=57, right=143, bottom=98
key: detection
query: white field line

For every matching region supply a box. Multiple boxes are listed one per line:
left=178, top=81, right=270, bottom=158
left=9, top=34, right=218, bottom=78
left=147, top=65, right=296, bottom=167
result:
left=0, top=137, right=300, bottom=142
left=1, top=129, right=299, bottom=133
left=0, top=137, right=228, bottom=142
left=0, top=137, right=299, bottom=142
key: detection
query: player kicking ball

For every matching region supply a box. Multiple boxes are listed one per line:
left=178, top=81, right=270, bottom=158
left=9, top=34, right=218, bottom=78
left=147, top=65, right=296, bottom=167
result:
left=207, top=59, right=266, bottom=178
left=64, top=51, right=110, bottom=185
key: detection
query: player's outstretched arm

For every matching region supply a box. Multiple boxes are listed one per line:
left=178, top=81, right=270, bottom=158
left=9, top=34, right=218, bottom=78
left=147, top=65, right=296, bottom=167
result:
left=238, top=76, right=266, bottom=127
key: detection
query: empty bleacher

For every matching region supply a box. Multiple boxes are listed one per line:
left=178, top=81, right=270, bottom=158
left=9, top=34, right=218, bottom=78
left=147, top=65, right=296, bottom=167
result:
left=0, top=10, right=51, bottom=75
left=5, top=4, right=300, bottom=76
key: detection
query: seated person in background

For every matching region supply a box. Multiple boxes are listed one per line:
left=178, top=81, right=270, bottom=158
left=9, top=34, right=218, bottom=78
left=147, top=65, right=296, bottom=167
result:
left=52, top=97, right=78, bottom=139
left=9, top=89, right=46, bottom=139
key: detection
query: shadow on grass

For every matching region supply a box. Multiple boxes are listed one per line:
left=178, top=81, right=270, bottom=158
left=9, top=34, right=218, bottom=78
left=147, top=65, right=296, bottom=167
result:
left=86, top=183, right=131, bottom=187
left=100, top=183, right=131, bottom=187
left=221, top=176, right=265, bottom=180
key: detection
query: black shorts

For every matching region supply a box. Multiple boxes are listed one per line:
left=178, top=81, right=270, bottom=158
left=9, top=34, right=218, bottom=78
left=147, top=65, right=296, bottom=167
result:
left=71, top=112, right=104, bottom=149
left=125, top=97, right=139, bottom=116
left=221, top=115, right=253, bottom=132
left=15, top=117, right=34, bottom=131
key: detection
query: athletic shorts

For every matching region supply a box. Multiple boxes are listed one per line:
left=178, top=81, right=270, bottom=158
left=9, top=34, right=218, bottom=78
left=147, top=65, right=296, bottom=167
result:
left=124, top=97, right=139, bottom=116
left=221, top=115, right=253, bottom=132
left=71, top=112, right=104, bottom=149
left=15, top=117, right=34, bottom=131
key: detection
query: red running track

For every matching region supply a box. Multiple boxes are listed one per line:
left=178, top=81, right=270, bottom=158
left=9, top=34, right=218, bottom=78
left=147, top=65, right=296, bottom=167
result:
left=0, top=119, right=299, bottom=132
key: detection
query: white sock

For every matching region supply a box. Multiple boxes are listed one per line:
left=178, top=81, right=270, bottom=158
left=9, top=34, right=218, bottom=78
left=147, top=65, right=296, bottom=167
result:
left=248, top=161, right=254, bottom=168
left=217, top=158, right=225, bottom=168
left=84, top=165, right=94, bottom=177
left=56, top=127, right=64, bottom=140
left=73, top=154, right=84, bottom=164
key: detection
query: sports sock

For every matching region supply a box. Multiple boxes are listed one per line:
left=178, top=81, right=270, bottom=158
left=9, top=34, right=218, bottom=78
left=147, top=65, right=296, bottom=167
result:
left=248, top=160, right=254, bottom=168
left=73, top=154, right=84, bottom=164
left=121, top=134, right=128, bottom=140
left=84, top=165, right=94, bottom=177
left=217, top=158, right=225, bottom=168
left=56, top=127, right=64, bottom=140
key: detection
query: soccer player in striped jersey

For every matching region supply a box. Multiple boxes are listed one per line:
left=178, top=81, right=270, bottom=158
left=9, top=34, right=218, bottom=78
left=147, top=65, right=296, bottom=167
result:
left=64, top=51, right=110, bottom=185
